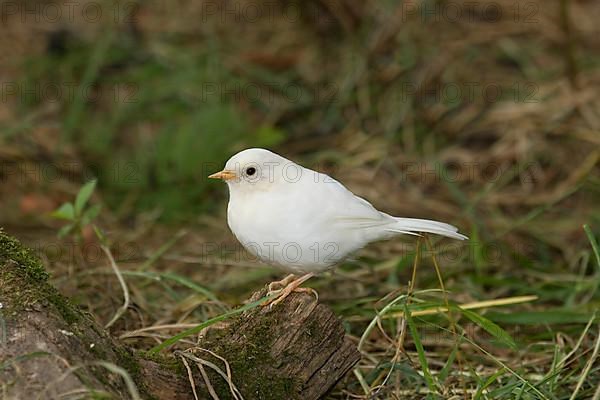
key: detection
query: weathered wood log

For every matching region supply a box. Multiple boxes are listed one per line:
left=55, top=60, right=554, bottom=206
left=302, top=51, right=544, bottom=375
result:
left=0, top=230, right=360, bottom=399
left=190, top=289, right=361, bottom=399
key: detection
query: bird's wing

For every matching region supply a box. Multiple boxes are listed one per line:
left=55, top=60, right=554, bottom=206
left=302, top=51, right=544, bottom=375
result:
left=308, top=171, right=466, bottom=240
left=313, top=172, right=394, bottom=229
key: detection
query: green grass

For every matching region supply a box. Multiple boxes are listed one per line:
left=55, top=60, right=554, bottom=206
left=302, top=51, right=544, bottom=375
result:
left=2, top=1, right=600, bottom=398
left=14, top=26, right=287, bottom=221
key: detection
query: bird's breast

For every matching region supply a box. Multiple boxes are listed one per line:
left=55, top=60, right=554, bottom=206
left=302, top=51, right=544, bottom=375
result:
left=226, top=191, right=345, bottom=273
left=227, top=192, right=302, bottom=244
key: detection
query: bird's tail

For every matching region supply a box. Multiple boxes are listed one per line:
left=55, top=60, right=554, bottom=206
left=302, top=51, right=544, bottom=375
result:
left=388, top=217, right=468, bottom=240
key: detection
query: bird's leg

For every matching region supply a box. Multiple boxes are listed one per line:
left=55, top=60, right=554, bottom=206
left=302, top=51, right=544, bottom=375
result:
left=263, top=273, right=317, bottom=307
left=267, top=274, right=297, bottom=293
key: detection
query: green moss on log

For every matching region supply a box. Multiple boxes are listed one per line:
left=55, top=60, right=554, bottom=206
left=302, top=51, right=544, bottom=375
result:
left=0, top=230, right=193, bottom=399
left=0, top=229, right=49, bottom=282
left=0, top=229, right=81, bottom=324
left=200, top=313, right=301, bottom=399
left=142, top=351, right=185, bottom=376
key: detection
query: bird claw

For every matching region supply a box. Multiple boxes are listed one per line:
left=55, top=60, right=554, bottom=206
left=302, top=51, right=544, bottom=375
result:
left=263, top=287, right=319, bottom=309
left=262, top=273, right=317, bottom=308
left=267, top=274, right=296, bottom=293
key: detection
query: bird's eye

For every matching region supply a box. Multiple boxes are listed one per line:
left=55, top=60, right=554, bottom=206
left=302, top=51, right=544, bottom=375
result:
left=245, top=167, right=256, bottom=176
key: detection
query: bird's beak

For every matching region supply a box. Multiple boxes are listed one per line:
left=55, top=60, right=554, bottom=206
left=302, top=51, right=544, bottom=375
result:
left=208, top=170, right=237, bottom=181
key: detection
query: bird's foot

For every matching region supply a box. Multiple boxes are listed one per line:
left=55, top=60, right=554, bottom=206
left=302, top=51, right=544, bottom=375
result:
left=263, top=273, right=317, bottom=308
left=267, top=274, right=297, bottom=293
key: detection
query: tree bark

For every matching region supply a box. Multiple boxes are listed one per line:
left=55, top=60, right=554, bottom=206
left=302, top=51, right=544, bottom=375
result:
left=0, top=230, right=360, bottom=399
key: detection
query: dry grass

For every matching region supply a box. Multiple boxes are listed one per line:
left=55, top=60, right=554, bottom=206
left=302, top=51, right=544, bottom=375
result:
left=1, top=0, right=600, bottom=398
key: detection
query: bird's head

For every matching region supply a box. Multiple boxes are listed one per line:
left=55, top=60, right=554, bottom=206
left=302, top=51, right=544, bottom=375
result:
left=209, top=148, right=296, bottom=193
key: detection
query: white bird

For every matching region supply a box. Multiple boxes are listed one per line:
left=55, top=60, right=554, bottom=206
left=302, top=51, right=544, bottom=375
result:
left=209, top=148, right=467, bottom=306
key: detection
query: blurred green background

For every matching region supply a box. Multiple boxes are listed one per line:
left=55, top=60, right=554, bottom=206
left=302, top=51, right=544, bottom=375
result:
left=1, top=0, right=600, bottom=398
left=5, top=0, right=597, bottom=223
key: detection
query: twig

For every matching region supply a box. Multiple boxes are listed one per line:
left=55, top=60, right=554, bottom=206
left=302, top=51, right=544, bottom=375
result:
left=102, top=244, right=130, bottom=329
left=176, top=351, right=244, bottom=400
left=179, top=354, right=200, bottom=400
left=38, top=361, right=141, bottom=400
left=197, top=362, right=220, bottom=400
left=197, top=348, right=238, bottom=399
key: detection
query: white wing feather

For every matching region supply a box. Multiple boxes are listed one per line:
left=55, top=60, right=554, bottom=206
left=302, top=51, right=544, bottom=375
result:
left=316, top=172, right=467, bottom=241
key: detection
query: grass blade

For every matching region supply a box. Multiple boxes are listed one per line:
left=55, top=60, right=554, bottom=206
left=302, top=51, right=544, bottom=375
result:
left=403, top=302, right=437, bottom=395
left=385, top=295, right=538, bottom=320
left=473, top=368, right=506, bottom=400
left=148, top=294, right=273, bottom=355
left=358, top=293, right=407, bottom=351
left=438, top=343, right=458, bottom=383
left=584, top=224, right=600, bottom=270
left=138, top=230, right=187, bottom=271
left=94, top=361, right=142, bottom=400
left=458, top=307, right=517, bottom=350
left=569, top=322, right=600, bottom=400
left=122, top=270, right=219, bottom=302
left=487, top=310, right=597, bottom=325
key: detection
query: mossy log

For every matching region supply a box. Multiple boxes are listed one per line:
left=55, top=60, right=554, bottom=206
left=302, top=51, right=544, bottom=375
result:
left=0, top=230, right=360, bottom=399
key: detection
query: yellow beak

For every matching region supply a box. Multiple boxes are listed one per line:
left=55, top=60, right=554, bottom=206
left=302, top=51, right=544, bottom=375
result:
left=208, top=170, right=237, bottom=181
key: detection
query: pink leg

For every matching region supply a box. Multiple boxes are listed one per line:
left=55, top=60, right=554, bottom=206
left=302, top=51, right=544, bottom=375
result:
left=263, top=273, right=318, bottom=307
left=267, top=274, right=296, bottom=292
